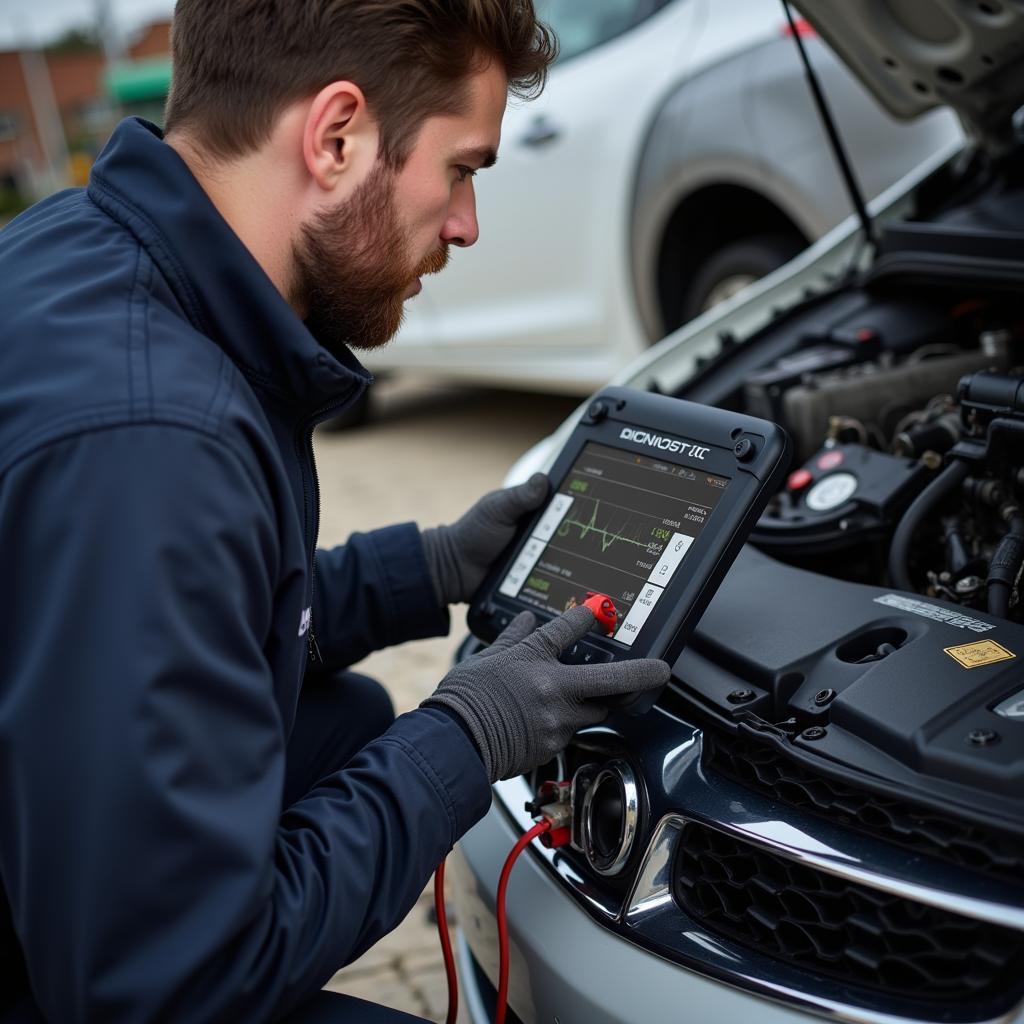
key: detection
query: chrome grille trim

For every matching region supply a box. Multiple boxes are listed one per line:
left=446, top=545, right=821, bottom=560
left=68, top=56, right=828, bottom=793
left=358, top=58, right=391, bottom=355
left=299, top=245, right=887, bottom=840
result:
left=491, top=722, right=1024, bottom=1024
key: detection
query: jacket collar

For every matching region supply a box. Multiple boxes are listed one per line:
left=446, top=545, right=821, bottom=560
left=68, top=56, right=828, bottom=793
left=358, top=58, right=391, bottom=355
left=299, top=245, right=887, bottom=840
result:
left=87, top=118, right=372, bottom=413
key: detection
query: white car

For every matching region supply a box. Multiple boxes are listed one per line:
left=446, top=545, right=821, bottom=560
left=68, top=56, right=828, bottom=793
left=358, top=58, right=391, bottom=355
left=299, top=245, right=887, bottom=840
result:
left=363, top=0, right=959, bottom=396
left=449, top=1, right=1024, bottom=1021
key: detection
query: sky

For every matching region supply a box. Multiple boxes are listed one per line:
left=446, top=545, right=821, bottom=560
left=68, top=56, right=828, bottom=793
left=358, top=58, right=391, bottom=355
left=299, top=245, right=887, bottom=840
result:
left=0, top=0, right=173, bottom=50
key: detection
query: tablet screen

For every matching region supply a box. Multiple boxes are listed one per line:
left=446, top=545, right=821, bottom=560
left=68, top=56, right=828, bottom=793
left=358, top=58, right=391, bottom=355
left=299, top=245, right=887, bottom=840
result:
left=498, top=442, right=730, bottom=645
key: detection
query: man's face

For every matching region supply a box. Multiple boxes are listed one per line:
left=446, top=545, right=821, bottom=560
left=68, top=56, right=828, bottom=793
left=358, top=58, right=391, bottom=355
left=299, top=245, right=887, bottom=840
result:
left=293, top=61, right=507, bottom=355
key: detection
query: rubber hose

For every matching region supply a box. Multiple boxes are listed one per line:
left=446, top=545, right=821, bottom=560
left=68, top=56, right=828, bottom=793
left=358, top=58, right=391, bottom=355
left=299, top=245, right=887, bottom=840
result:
left=889, top=460, right=970, bottom=593
left=941, top=515, right=971, bottom=576
left=987, top=514, right=1024, bottom=618
left=988, top=581, right=1010, bottom=619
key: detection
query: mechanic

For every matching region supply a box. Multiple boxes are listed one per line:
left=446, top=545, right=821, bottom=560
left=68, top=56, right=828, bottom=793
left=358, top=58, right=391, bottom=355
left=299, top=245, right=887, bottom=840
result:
left=0, top=2, right=670, bottom=1022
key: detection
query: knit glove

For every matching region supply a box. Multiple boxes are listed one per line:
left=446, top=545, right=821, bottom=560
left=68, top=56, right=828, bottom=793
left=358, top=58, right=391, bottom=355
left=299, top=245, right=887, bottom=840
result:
left=421, top=473, right=549, bottom=607
left=424, top=606, right=670, bottom=782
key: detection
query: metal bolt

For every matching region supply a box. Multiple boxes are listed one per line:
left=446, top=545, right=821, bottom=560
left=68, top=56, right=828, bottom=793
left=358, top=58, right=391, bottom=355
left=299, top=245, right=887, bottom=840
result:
left=967, top=728, right=999, bottom=747
left=801, top=726, right=827, bottom=741
left=955, top=575, right=983, bottom=595
left=727, top=688, right=755, bottom=705
left=813, top=688, right=836, bottom=706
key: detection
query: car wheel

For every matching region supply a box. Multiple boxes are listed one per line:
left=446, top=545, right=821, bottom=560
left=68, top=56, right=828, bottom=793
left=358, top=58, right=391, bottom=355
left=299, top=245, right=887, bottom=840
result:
left=681, top=234, right=805, bottom=322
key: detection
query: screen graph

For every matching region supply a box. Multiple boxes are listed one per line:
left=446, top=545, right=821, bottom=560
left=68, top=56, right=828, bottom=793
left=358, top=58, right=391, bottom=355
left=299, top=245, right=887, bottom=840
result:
left=498, top=441, right=730, bottom=645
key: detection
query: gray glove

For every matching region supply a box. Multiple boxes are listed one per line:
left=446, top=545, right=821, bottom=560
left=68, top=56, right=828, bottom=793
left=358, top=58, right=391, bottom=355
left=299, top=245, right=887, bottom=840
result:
left=424, top=605, right=670, bottom=782
left=421, top=473, right=549, bottom=606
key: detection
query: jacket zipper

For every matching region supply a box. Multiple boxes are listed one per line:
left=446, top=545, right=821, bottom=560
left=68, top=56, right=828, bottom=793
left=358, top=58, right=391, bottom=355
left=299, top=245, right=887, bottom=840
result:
left=297, top=385, right=362, bottom=663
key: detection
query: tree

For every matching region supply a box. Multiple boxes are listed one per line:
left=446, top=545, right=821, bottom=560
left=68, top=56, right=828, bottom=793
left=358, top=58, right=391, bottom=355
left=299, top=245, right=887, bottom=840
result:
left=45, top=27, right=102, bottom=53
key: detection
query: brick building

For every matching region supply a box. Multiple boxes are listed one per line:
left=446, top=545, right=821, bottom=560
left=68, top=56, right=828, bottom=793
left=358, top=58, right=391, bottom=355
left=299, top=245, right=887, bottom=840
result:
left=0, top=19, right=172, bottom=200
left=127, top=21, right=171, bottom=61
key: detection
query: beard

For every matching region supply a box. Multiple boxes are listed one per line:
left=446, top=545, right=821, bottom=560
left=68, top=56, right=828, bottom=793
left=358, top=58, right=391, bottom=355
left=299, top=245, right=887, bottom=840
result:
left=291, top=162, right=449, bottom=355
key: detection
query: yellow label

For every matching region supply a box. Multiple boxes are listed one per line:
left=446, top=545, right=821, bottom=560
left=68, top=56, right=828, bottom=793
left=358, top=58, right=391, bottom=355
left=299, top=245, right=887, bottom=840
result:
left=943, top=639, right=1016, bottom=669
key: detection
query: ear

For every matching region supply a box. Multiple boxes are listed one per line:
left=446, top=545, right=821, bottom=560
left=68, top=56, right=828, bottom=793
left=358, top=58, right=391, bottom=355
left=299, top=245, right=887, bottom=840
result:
left=302, top=81, right=376, bottom=191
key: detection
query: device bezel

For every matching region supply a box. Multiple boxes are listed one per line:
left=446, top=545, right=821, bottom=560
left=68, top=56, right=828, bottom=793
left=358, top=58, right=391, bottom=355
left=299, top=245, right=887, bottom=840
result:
left=468, top=387, right=790, bottom=704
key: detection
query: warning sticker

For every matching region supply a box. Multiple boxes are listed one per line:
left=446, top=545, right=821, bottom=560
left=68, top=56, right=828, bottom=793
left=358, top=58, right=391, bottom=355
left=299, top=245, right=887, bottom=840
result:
left=944, top=639, right=1016, bottom=669
left=874, top=594, right=994, bottom=633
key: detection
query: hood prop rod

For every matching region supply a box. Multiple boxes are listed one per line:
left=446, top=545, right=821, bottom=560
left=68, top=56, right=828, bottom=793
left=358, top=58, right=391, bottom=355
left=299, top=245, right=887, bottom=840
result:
left=782, top=1, right=877, bottom=249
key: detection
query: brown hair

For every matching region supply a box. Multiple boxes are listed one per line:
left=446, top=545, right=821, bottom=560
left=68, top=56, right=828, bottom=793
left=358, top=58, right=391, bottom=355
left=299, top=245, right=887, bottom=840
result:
left=164, top=0, right=557, bottom=167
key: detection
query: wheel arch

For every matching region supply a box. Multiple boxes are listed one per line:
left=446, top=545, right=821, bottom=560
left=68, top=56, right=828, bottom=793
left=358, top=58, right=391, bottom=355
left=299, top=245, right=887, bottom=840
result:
left=627, top=35, right=829, bottom=342
left=652, top=182, right=810, bottom=334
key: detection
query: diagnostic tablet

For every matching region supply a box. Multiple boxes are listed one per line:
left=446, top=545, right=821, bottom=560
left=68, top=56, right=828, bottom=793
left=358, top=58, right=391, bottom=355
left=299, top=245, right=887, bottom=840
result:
left=468, top=387, right=790, bottom=713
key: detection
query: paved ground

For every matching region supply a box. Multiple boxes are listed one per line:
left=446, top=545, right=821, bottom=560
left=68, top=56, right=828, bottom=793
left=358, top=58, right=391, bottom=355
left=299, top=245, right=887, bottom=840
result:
left=314, top=378, right=578, bottom=1021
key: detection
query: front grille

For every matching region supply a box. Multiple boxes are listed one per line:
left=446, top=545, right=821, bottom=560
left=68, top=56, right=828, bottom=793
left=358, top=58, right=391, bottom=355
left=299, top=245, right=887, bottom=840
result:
left=673, top=823, right=1024, bottom=1003
left=704, top=729, right=1024, bottom=885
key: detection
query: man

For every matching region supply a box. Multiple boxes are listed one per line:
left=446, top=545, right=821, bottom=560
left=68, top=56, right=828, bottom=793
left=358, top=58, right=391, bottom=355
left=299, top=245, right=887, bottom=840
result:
left=0, top=2, right=669, bottom=1021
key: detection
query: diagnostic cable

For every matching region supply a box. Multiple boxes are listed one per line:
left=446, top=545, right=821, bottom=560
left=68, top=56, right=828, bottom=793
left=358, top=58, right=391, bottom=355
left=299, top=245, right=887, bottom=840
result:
left=433, top=860, right=458, bottom=1024
left=433, top=794, right=573, bottom=1024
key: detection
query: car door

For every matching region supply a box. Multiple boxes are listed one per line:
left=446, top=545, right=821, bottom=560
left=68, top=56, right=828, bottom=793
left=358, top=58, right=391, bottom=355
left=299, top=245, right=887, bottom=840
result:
left=369, top=0, right=704, bottom=391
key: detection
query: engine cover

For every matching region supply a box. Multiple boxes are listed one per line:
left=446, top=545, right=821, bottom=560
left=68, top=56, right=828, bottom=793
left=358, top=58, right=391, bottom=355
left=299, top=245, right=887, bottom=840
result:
left=667, top=544, right=1023, bottom=834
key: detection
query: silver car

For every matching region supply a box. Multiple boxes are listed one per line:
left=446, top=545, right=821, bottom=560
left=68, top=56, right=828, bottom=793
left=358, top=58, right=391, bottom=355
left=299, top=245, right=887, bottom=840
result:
left=451, top=2, right=1024, bottom=1021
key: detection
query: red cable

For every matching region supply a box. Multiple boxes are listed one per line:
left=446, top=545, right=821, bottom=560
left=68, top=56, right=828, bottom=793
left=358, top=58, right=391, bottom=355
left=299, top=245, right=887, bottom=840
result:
left=495, top=821, right=551, bottom=1024
left=433, top=859, right=458, bottom=1024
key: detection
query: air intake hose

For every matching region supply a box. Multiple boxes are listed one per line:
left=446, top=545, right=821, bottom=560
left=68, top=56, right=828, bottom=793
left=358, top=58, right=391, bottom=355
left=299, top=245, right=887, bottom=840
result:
left=987, top=512, right=1024, bottom=618
left=889, top=460, right=969, bottom=592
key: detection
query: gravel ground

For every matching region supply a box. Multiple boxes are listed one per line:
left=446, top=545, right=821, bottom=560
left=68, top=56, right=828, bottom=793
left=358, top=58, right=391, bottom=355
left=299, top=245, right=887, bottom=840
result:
left=314, top=377, right=578, bottom=1021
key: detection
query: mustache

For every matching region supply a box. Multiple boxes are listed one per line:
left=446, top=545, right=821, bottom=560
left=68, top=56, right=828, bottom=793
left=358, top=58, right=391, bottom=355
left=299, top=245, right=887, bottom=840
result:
left=416, top=244, right=450, bottom=278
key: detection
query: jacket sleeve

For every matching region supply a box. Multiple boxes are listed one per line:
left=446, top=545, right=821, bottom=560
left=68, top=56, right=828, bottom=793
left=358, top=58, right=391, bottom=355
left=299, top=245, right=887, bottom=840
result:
left=0, top=424, right=491, bottom=1023
left=312, top=524, right=450, bottom=668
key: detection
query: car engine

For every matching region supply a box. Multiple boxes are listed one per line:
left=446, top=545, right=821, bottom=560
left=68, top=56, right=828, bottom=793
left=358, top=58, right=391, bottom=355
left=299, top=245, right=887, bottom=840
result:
left=492, top=164, right=1024, bottom=1023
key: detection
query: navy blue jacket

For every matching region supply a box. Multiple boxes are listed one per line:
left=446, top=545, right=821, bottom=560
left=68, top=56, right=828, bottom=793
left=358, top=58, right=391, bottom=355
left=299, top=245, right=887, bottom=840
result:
left=0, top=119, right=490, bottom=1022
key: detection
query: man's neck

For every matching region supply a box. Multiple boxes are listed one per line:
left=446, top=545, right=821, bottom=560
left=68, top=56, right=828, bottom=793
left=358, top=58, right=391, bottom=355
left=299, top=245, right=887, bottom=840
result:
left=165, top=132, right=300, bottom=312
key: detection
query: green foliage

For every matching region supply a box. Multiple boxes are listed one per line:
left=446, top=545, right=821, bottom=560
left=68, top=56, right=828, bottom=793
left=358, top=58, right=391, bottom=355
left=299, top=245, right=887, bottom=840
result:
left=46, top=26, right=102, bottom=53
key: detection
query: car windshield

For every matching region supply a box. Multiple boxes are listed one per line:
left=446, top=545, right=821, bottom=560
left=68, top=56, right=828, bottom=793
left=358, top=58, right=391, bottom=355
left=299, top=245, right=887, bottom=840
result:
left=537, top=0, right=668, bottom=63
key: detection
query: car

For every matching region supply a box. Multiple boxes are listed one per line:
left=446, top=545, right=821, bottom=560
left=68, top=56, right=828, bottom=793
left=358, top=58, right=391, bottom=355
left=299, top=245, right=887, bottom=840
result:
left=448, top=2, right=1024, bottom=1022
left=361, top=0, right=959, bottom=400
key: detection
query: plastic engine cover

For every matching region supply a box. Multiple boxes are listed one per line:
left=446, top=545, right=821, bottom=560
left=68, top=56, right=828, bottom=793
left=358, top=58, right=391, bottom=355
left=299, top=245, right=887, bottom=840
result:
left=673, top=545, right=1023, bottom=833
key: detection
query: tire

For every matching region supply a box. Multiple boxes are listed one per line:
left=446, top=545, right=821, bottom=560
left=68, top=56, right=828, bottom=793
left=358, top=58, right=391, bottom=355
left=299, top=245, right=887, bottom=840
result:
left=320, top=388, right=371, bottom=432
left=680, top=233, right=805, bottom=324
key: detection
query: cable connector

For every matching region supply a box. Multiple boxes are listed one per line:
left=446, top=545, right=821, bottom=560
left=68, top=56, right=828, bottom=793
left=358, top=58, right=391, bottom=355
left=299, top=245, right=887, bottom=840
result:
left=537, top=800, right=572, bottom=849
left=524, top=778, right=570, bottom=816
left=525, top=779, right=572, bottom=848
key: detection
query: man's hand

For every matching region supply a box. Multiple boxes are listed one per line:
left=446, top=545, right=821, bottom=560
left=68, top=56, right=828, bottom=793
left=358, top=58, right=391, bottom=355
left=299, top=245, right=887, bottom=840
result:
left=424, top=606, right=670, bottom=782
left=421, top=473, right=549, bottom=607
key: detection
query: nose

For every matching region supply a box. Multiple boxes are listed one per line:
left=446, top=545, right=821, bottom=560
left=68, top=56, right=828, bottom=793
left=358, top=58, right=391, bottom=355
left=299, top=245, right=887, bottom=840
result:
left=441, top=183, right=479, bottom=248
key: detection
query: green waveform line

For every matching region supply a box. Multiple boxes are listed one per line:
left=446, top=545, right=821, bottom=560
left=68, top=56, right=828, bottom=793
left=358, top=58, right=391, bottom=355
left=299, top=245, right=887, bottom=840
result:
left=557, top=498, right=652, bottom=553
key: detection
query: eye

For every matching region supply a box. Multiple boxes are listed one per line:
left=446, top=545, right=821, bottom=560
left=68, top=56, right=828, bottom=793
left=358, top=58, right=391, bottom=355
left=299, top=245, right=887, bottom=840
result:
left=455, top=165, right=477, bottom=183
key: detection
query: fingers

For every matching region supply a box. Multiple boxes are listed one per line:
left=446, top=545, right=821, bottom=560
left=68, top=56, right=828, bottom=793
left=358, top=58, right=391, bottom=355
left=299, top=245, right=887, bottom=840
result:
left=482, top=473, right=550, bottom=526
left=528, top=604, right=596, bottom=657
left=573, top=702, right=609, bottom=730
left=573, top=658, right=670, bottom=701
left=478, top=611, right=536, bottom=658
left=507, top=472, right=549, bottom=512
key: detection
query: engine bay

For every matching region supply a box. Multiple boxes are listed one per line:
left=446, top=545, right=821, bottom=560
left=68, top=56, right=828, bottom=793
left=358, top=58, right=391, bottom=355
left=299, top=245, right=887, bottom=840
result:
left=664, top=155, right=1024, bottom=838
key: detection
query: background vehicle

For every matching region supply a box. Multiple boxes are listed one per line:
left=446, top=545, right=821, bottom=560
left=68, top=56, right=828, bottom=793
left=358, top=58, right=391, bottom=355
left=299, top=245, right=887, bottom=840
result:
left=363, top=0, right=958, bottom=397
left=450, top=1, right=1024, bottom=1021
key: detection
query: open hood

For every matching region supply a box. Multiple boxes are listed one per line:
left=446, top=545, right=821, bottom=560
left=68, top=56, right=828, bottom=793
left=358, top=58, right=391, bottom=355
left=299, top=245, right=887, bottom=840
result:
left=790, top=0, right=1024, bottom=153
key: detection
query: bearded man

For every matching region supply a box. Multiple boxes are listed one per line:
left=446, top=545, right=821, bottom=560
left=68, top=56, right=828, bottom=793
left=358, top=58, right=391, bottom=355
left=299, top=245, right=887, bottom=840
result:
left=0, top=2, right=668, bottom=1021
